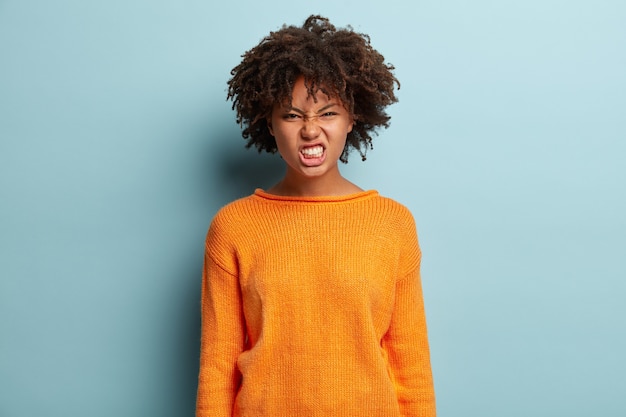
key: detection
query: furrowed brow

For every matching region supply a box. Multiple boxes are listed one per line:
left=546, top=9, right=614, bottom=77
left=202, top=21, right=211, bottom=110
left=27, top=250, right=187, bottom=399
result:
left=286, top=106, right=305, bottom=114
left=285, top=103, right=338, bottom=114
left=316, top=103, right=338, bottom=114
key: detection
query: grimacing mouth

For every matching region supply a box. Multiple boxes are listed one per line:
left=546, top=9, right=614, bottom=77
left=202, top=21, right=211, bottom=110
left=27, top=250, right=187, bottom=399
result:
left=300, top=145, right=325, bottom=158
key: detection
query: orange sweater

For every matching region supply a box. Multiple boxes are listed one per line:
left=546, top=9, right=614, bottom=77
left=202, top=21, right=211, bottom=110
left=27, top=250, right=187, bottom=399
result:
left=197, top=189, right=436, bottom=417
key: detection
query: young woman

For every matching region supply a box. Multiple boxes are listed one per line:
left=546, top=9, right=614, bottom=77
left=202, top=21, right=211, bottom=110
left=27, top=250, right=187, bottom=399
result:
left=197, top=15, right=436, bottom=417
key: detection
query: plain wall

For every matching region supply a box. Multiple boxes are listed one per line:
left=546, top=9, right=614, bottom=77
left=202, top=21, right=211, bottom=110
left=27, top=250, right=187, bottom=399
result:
left=1, top=1, right=625, bottom=416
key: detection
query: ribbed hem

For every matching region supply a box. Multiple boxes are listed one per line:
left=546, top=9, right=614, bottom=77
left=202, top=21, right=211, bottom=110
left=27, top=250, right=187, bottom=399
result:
left=253, top=188, right=379, bottom=203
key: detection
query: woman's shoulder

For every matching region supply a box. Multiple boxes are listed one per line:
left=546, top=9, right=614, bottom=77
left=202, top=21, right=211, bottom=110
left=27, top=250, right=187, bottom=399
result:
left=205, top=193, right=263, bottom=253
left=210, top=193, right=260, bottom=227
left=371, top=194, right=416, bottom=222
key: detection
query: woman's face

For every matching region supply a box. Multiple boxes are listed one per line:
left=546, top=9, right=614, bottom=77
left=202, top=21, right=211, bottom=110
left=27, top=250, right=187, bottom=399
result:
left=268, top=76, right=353, bottom=182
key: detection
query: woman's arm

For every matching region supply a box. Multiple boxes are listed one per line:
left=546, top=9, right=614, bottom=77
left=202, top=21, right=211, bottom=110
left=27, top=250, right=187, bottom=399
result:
left=196, top=250, right=245, bottom=417
left=382, top=266, right=436, bottom=417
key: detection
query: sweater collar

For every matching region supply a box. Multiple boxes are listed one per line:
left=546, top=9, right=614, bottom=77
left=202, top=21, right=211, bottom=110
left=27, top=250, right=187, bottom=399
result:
left=253, top=188, right=379, bottom=203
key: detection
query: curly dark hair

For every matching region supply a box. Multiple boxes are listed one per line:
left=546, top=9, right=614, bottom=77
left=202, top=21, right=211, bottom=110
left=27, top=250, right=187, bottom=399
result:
left=227, top=15, right=400, bottom=162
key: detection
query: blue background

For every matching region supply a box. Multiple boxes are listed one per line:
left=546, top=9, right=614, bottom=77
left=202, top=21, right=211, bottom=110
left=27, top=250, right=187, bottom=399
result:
left=1, top=1, right=625, bottom=416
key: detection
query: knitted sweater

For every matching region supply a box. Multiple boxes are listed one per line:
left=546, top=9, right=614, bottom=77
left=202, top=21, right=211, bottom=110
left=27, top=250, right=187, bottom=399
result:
left=197, top=189, right=436, bottom=417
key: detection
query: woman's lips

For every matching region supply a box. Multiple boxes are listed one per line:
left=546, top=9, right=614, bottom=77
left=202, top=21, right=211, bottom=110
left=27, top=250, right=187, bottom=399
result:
left=300, top=145, right=324, bottom=158
left=299, top=145, right=326, bottom=166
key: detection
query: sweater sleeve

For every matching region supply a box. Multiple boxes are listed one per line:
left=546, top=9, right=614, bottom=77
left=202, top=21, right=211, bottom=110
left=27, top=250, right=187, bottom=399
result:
left=382, top=213, right=436, bottom=417
left=196, top=238, right=246, bottom=417
left=383, top=266, right=437, bottom=417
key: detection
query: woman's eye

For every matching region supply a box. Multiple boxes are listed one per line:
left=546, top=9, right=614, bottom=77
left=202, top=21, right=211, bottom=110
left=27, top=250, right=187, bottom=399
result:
left=283, top=113, right=300, bottom=120
left=322, top=112, right=337, bottom=118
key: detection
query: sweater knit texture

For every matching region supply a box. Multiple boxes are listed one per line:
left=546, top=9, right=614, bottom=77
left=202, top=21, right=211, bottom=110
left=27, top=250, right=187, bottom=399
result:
left=197, top=189, right=436, bottom=417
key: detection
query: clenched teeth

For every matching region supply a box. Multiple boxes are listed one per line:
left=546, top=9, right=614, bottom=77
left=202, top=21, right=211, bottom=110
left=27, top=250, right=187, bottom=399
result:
left=301, top=145, right=324, bottom=158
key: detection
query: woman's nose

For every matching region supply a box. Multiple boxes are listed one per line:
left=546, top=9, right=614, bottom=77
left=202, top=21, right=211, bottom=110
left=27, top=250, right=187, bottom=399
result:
left=301, top=117, right=321, bottom=139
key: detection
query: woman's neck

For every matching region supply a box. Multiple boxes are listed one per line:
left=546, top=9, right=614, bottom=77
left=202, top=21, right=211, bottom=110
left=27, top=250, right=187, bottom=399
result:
left=267, top=171, right=362, bottom=197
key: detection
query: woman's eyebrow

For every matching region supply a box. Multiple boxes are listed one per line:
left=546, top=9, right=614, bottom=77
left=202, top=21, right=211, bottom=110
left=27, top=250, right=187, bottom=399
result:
left=286, top=103, right=339, bottom=114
